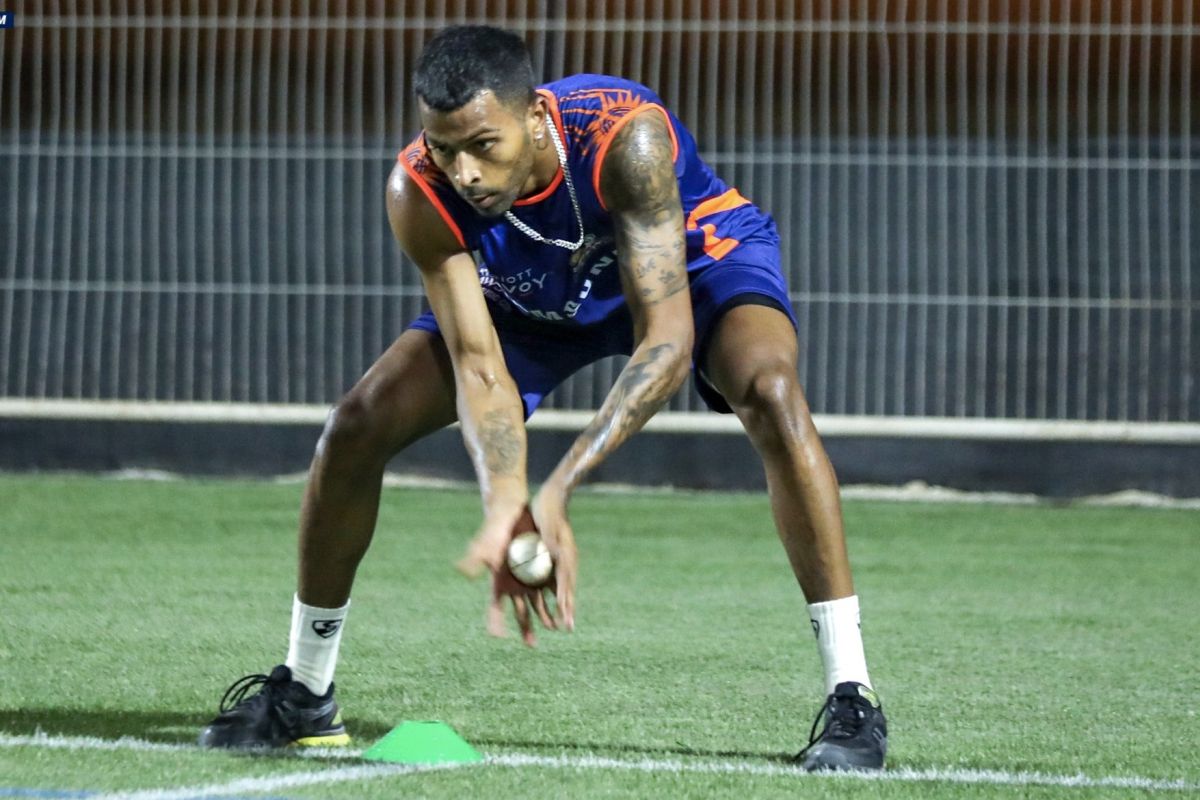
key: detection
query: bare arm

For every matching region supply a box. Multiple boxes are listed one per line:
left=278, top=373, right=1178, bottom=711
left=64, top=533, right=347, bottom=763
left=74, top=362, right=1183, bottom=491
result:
left=386, top=165, right=528, bottom=527
left=545, top=110, right=694, bottom=494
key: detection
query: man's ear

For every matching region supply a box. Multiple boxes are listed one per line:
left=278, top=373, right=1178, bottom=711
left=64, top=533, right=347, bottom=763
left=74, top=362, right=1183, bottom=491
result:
left=529, top=95, right=549, bottom=141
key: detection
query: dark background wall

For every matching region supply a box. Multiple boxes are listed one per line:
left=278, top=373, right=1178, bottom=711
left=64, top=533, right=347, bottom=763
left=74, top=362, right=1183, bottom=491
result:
left=1, top=2, right=1197, bottom=494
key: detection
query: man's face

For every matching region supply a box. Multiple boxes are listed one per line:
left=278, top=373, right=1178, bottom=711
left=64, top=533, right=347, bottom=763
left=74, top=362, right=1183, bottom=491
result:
left=420, top=90, right=540, bottom=218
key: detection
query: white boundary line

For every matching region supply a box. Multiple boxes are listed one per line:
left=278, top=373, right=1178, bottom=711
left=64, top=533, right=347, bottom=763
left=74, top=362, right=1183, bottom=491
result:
left=89, top=763, right=463, bottom=800
left=1, top=733, right=1197, bottom=795
left=4, top=399, right=1200, bottom=443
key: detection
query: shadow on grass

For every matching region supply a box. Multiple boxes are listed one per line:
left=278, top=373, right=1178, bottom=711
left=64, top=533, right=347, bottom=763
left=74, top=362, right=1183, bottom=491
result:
left=2, top=709, right=794, bottom=765
left=463, top=733, right=794, bottom=764
left=0, top=708, right=395, bottom=746
left=0, top=708, right=205, bottom=744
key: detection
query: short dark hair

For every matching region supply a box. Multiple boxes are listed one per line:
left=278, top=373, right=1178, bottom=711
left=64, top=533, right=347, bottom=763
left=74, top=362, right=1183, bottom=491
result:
left=414, top=25, right=536, bottom=113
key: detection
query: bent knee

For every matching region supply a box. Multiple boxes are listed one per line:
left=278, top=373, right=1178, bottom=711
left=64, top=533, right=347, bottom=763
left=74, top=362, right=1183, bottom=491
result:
left=732, top=366, right=817, bottom=447
left=318, top=392, right=390, bottom=455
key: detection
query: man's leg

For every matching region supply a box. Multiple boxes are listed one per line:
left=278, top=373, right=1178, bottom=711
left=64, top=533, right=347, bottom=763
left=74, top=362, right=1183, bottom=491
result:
left=298, top=328, right=458, bottom=609
left=702, top=304, right=851, bottom=603
left=200, top=328, right=457, bottom=749
left=286, top=328, right=458, bottom=691
left=702, top=303, right=886, bottom=770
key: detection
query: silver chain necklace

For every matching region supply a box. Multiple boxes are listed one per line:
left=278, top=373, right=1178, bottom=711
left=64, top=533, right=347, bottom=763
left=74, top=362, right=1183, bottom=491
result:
left=504, top=116, right=585, bottom=251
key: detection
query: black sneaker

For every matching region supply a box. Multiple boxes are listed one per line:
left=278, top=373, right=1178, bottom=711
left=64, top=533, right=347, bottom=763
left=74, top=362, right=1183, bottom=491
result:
left=794, top=681, right=887, bottom=771
left=198, top=665, right=350, bottom=749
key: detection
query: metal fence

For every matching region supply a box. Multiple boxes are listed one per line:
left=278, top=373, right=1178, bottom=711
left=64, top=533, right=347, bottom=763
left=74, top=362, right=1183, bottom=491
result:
left=1, top=1, right=1196, bottom=422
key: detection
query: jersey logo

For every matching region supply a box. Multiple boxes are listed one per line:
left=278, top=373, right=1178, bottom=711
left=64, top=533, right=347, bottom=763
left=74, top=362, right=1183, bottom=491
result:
left=560, top=88, right=646, bottom=157
left=569, top=233, right=615, bottom=273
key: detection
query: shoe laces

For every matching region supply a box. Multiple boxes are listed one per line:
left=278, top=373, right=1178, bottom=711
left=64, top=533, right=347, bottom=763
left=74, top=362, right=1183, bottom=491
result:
left=219, top=671, right=287, bottom=713
left=796, top=691, right=870, bottom=759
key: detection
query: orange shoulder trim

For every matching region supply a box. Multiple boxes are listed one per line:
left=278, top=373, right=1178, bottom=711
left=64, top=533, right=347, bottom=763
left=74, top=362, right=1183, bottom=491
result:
left=397, top=146, right=467, bottom=250
left=591, top=103, right=680, bottom=212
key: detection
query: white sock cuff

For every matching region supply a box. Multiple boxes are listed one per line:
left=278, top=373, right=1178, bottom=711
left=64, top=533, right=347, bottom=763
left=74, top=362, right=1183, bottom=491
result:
left=807, top=595, right=871, bottom=694
left=293, top=594, right=351, bottom=621
left=807, top=595, right=860, bottom=633
left=286, top=594, right=350, bottom=696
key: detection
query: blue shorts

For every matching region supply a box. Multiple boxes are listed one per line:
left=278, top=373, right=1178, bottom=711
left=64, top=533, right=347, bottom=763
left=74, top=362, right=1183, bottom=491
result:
left=407, top=240, right=797, bottom=416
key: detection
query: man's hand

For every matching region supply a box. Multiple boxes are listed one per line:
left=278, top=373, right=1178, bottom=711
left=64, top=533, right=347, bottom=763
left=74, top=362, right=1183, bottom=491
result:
left=456, top=502, right=523, bottom=577
left=531, top=483, right=578, bottom=632
left=457, top=504, right=562, bottom=646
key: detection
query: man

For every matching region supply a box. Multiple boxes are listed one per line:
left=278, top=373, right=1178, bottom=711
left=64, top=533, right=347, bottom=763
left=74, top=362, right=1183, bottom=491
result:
left=199, top=25, right=888, bottom=771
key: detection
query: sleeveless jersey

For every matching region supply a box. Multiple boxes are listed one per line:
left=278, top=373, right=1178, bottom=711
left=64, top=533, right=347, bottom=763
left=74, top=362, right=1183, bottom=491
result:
left=399, top=74, right=779, bottom=327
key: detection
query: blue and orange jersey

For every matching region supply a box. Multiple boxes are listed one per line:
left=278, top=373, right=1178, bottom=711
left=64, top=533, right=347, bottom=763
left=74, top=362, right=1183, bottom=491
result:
left=398, top=73, right=779, bottom=326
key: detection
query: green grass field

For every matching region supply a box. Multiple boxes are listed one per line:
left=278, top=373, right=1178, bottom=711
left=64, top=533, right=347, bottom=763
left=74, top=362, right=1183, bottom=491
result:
left=1, top=473, right=1197, bottom=799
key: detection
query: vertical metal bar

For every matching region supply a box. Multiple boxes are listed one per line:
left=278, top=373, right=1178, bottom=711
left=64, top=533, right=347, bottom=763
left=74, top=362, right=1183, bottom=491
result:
left=254, top=1, right=274, bottom=402
left=1116, top=0, right=1132, bottom=420
left=14, top=16, right=42, bottom=397
left=813, top=0, right=834, bottom=412
left=0, top=6, right=20, bottom=396
left=232, top=0, right=251, bottom=401
left=1015, top=0, right=1031, bottom=417
left=323, top=1, right=345, bottom=403
left=933, top=0, right=950, bottom=415
left=835, top=0, right=851, bottom=414
left=1053, top=0, right=1071, bottom=420
left=952, top=0, right=969, bottom=416
left=177, top=1, right=197, bottom=401
left=1180, top=0, right=1194, bottom=420
left=161, top=9, right=182, bottom=399
left=789, top=0, right=815, bottom=402
left=108, top=0, right=130, bottom=399
left=342, top=0, right=364, bottom=397
left=993, top=0, right=1010, bottom=418
left=1074, top=0, right=1091, bottom=420
left=1135, top=1, right=1153, bottom=421
left=853, top=0, right=869, bottom=415
left=1156, top=0, right=1174, bottom=420
left=143, top=8, right=165, bottom=399
left=744, top=0, right=760, bottom=240
left=704, top=0, right=720, bottom=156
left=1095, top=0, right=1113, bottom=421
left=1034, top=0, right=1051, bottom=418
left=0, top=0, right=14, bottom=396
left=31, top=6, right=63, bottom=397
left=610, top=0, right=626, bottom=82
left=89, top=0, right=112, bottom=399
left=873, top=0, right=892, bottom=412
left=893, top=0, right=911, bottom=416
left=227, top=0, right=247, bottom=401
left=724, top=0, right=740, bottom=176
left=913, top=0, right=929, bottom=416
left=970, top=0, right=990, bottom=418
left=200, top=0, right=219, bottom=401
left=176, top=1, right=198, bottom=402
left=67, top=1, right=91, bottom=399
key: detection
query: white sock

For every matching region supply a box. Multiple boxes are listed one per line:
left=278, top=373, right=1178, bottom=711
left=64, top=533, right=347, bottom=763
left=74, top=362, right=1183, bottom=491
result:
left=807, top=595, right=872, bottom=694
left=285, top=594, right=349, bottom=696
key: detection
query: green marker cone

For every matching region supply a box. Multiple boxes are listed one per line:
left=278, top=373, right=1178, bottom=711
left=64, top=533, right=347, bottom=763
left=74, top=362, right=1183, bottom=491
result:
left=362, top=721, right=483, bottom=765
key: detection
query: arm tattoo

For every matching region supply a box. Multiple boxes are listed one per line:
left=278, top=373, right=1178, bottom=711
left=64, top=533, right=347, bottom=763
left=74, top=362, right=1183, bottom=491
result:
left=568, top=342, right=680, bottom=479
left=479, top=409, right=522, bottom=476
left=551, top=112, right=693, bottom=491
left=601, top=112, right=690, bottom=309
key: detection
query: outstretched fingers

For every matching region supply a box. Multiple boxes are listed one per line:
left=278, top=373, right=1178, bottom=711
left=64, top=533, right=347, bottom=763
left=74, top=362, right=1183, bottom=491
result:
left=532, top=590, right=557, bottom=630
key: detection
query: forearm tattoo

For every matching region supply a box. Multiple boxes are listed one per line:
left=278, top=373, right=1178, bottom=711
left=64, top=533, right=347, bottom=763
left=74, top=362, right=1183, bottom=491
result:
left=479, top=408, right=522, bottom=476
left=555, top=111, right=691, bottom=489
left=566, top=341, right=681, bottom=485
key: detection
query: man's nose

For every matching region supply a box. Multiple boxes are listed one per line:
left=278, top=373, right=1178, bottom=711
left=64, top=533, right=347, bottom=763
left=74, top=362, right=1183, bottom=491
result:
left=455, top=153, right=482, bottom=186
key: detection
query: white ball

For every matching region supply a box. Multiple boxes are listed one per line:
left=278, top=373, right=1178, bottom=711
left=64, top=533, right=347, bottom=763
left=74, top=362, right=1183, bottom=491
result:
left=506, top=532, right=554, bottom=586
